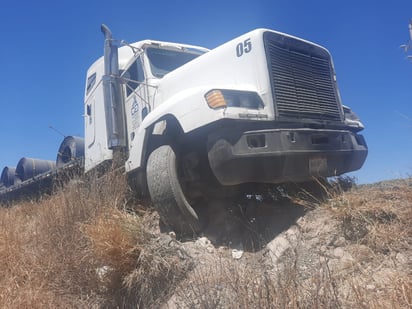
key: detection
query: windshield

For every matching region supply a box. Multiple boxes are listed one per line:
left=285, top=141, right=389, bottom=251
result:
left=146, top=47, right=204, bottom=78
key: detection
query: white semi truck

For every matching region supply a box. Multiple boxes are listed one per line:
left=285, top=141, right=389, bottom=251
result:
left=0, top=25, right=368, bottom=234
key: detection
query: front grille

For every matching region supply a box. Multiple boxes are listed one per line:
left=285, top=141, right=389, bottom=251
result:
left=264, top=32, right=342, bottom=122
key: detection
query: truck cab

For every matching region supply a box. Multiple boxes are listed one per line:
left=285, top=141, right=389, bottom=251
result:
left=84, top=26, right=368, bottom=235
left=84, top=38, right=208, bottom=172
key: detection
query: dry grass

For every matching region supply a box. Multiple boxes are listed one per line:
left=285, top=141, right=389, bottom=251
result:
left=177, top=256, right=343, bottom=309
left=0, top=173, right=410, bottom=308
left=324, top=179, right=412, bottom=309
left=330, top=180, right=411, bottom=252
left=0, top=170, right=190, bottom=308
left=175, top=178, right=412, bottom=309
left=0, top=180, right=101, bottom=308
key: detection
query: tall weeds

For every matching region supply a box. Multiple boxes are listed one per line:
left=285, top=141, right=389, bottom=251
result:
left=0, top=173, right=410, bottom=308
left=0, top=170, right=189, bottom=308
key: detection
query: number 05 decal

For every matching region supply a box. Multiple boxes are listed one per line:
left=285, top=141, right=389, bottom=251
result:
left=236, top=38, right=252, bottom=57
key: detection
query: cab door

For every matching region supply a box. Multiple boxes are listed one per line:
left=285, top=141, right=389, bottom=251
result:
left=123, top=56, right=148, bottom=145
left=84, top=70, right=114, bottom=172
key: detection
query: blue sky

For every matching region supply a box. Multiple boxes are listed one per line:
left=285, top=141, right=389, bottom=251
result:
left=0, top=0, right=411, bottom=184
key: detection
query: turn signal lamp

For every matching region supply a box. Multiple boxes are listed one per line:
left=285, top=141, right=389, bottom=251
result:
left=205, top=90, right=226, bottom=109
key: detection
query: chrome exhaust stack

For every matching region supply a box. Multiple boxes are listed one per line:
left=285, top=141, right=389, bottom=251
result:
left=101, top=24, right=127, bottom=150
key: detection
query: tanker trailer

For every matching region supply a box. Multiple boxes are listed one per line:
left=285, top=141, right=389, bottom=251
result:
left=0, top=136, right=84, bottom=203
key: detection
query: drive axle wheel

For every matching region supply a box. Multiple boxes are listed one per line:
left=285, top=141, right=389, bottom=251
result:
left=146, top=145, right=204, bottom=235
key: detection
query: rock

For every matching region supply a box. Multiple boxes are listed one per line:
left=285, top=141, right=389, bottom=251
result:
left=206, top=245, right=215, bottom=253
left=195, top=236, right=211, bottom=248
left=267, top=235, right=291, bottom=262
left=96, top=265, right=111, bottom=280
left=333, top=236, right=346, bottom=247
left=333, top=247, right=345, bottom=259
left=232, top=244, right=244, bottom=259
left=320, top=245, right=328, bottom=253
left=395, top=252, right=408, bottom=265
left=266, top=225, right=301, bottom=263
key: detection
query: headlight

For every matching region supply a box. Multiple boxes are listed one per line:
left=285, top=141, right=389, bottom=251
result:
left=205, top=90, right=264, bottom=110
left=343, top=105, right=364, bottom=130
left=343, top=105, right=360, bottom=122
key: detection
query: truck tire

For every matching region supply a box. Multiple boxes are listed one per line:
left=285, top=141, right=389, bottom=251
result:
left=146, top=145, right=204, bottom=235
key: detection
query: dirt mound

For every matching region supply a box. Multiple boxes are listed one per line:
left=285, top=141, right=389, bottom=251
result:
left=163, top=178, right=412, bottom=308
left=0, top=175, right=410, bottom=308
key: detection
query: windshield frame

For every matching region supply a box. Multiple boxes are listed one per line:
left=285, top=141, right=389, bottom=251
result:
left=145, top=46, right=206, bottom=78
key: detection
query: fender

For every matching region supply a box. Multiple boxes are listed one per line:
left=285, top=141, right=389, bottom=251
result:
left=125, top=85, right=224, bottom=173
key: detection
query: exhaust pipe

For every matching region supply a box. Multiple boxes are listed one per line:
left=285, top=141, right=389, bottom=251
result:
left=101, top=24, right=127, bottom=150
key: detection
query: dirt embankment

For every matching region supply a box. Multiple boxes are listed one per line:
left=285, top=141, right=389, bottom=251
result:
left=0, top=175, right=410, bottom=308
left=163, top=179, right=411, bottom=308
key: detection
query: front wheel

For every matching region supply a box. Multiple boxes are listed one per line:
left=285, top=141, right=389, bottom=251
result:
left=146, top=145, right=204, bottom=235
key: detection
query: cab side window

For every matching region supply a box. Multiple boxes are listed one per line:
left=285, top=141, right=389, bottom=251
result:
left=86, top=73, right=96, bottom=95
left=125, top=57, right=144, bottom=97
